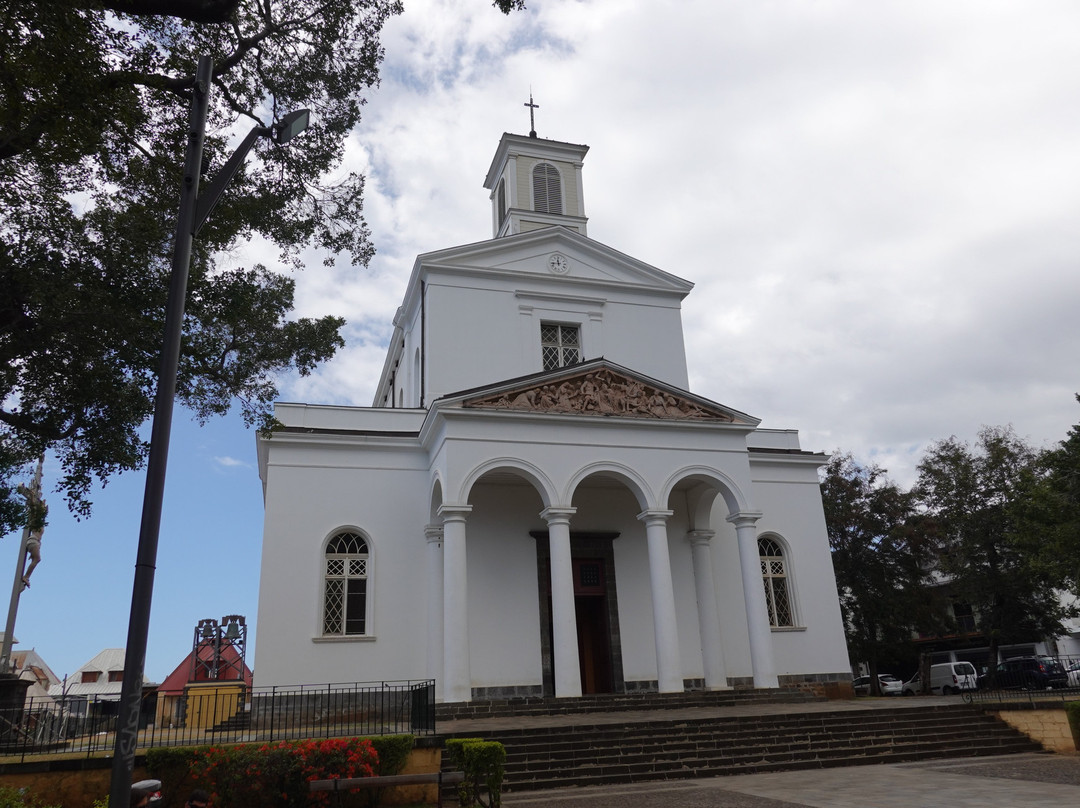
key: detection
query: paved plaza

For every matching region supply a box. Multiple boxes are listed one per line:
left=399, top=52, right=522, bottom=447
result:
left=499, top=752, right=1080, bottom=808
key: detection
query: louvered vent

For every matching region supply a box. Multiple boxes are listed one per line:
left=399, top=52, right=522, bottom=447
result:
left=532, top=163, right=562, bottom=214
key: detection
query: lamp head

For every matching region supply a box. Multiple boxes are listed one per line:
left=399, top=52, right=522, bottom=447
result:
left=274, top=109, right=310, bottom=144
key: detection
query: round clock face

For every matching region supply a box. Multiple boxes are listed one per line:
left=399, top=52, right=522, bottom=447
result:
left=548, top=253, right=570, bottom=274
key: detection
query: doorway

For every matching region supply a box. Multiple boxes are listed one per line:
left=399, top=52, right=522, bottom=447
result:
left=532, top=531, right=624, bottom=697
left=574, top=558, right=612, bottom=694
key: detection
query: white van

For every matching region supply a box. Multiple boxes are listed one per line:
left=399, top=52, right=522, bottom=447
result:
left=903, top=662, right=979, bottom=695
left=929, top=662, right=977, bottom=694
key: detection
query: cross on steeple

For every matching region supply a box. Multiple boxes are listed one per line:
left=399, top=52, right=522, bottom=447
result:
left=524, top=93, right=539, bottom=138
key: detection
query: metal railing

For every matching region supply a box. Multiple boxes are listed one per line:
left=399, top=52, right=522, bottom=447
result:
left=964, top=654, right=1080, bottom=705
left=0, top=679, right=435, bottom=762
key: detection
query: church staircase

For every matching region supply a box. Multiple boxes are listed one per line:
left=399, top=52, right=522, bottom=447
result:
left=435, top=687, right=821, bottom=722
left=437, top=693, right=1042, bottom=793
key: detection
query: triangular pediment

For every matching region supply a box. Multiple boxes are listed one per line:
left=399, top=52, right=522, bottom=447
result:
left=416, top=228, right=694, bottom=296
left=458, top=362, right=755, bottom=425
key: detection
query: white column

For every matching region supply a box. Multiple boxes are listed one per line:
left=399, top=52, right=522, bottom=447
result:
left=424, top=524, right=444, bottom=697
left=727, top=511, right=778, bottom=688
left=638, top=509, right=683, bottom=693
left=439, top=504, right=472, bottom=703
left=541, top=507, right=582, bottom=698
left=687, top=530, right=729, bottom=690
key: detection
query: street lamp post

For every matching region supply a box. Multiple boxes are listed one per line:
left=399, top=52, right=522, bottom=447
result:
left=107, top=55, right=309, bottom=806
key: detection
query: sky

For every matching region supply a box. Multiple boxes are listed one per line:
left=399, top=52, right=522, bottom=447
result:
left=4, top=0, right=1080, bottom=685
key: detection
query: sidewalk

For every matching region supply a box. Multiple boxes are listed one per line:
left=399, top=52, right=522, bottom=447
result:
left=498, top=753, right=1080, bottom=808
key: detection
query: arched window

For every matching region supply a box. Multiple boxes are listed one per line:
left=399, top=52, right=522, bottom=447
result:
left=532, top=163, right=562, bottom=214
left=323, top=531, right=369, bottom=636
left=759, top=536, right=794, bottom=627
left=496, top=177, right=507, bottom=227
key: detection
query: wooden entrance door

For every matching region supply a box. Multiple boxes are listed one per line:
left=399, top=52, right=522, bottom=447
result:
left=574, top=558, right=612, bottom=694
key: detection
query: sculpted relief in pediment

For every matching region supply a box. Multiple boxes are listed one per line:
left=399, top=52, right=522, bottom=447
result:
left=463, top=368, right=735, bottom=422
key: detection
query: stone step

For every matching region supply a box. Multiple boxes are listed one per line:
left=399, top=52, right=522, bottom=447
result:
left=505, top=739, right=1042, bottom=791
left=439, top=704, right=1043, bottom=794
left=500, top=725, right=1030, bottom=764
left=497, top=719, right=1025, bottom=760
left=435, top=688, right=821, bottom=721
left=499, top=735, right=1042, bottom=791
left=444, top=704, right=1004, bottom=741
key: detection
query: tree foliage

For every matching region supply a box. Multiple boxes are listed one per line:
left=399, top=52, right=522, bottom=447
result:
left=821, top=453, right=941, bottom=691
left=915, top=425, right=1078, bottom=666
left=1036, top=395, right=1080, bottom=591
left=0, top=0, right=522, bottom=532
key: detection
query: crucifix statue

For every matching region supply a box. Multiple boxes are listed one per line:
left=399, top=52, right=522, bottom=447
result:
left=13, top=457, right=46, bottom=591
left=16, top=478, right=46, bottom=589
left=1, top=457, right=45, bottom=674
left=525, top=93, right=539, bottom=138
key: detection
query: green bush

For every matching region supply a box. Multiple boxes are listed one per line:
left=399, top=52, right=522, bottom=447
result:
left=147, top=745, right=205, bottom=806
left=362, top=735, right=415, bottom=808
left=0, top=787, right=60, bottom=808
left=144, top=735, right=417, bottom=808
left=1066, top=701, right=1080, bottom=750
left=445, top=738, right=505, bottom=808
left=185, top=737, right=379, bottom=808
left=369, top=735, right=413, bottom=777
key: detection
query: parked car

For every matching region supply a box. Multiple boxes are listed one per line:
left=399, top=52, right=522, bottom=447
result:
left=853, top=674, right=903, bottom=696
left=901, top=673, right=922, bottom=696
left=1067, top=661, right=1080, bottom=688
left=976, top=656, right=1068, bottom=691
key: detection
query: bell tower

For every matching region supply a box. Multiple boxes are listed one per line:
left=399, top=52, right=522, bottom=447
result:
left=483, top=130, right=589, bottom=239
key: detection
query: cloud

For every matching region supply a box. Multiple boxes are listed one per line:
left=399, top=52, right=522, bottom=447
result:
left=277, top=0, right=1080, bottom=485
left=213, top=456, right=251, bottom=470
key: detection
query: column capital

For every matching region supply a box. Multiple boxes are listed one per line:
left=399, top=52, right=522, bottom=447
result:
left=438, top=503, right=473, bottom=523
left=636, top=509, right=674, bottom=527
left=425, top=524, right=444, bottom=543
left=725, top=511, right=763, bottom=529
left=686, top=529, right=716, bottom=546
left=540, top=506, right=577, bottom=526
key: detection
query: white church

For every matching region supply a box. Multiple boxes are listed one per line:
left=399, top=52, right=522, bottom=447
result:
left=254, top=129, right=851, bottom=702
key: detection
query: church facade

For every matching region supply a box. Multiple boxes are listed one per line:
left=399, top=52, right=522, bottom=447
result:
left=254, top=132, right=851, bottom=701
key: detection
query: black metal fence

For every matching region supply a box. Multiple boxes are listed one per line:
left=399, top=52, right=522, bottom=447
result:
left=965, top=654, right=1080, bottom=704
left=0, top=679, right=435, bottom=762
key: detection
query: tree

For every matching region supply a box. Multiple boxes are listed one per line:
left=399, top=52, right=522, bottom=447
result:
left=821, top=452, right=941, bottom=694
left=0, top=1, right=523, bottom=532
left=915, top=425, right=1078, bottom=671
left=1036, top=395, right=1080, bottom=592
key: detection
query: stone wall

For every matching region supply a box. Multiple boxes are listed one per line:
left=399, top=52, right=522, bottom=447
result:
left=994, top=707, right=1077, bottom=753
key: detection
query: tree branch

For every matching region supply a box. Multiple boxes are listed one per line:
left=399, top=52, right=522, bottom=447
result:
left=94, top=0, right=241, bottom=24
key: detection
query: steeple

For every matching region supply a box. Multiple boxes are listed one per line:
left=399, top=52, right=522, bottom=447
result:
left=483, top=131, right=589, bottom=239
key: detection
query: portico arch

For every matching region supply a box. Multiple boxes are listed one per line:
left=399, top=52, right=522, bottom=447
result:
left=564, top=461, right=654, bottom=511
left=660, top=467, right=774, bottom=689
left=457, top=457, right=558, bottom=509
left=428, top=474, right=445, bottom=523
left=660, top=465, right=750, bottom=524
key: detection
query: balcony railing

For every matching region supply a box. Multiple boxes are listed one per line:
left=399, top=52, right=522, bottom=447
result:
left=0, top=679, right=435, bottom=762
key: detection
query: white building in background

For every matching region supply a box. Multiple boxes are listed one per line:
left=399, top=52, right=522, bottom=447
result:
left=254, top=131, right=851, bottom=702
